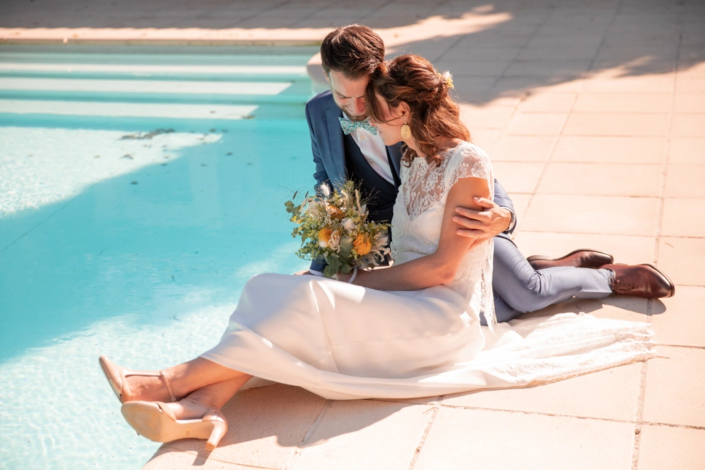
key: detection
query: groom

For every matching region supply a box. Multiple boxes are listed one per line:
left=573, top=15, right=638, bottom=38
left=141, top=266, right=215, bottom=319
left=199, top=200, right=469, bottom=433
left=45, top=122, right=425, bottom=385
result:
left=300, top=25, right=674, bottom=321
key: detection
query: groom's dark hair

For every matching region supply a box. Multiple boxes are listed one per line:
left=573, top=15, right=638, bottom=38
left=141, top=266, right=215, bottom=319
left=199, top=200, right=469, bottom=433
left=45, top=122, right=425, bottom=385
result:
left=320, top=25, right=385, bottom=80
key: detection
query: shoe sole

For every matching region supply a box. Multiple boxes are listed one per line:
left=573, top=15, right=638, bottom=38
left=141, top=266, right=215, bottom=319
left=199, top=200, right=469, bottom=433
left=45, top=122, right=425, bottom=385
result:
left=121, top=402, right=215, bottom=444
left=641, top=264, right=676, bottom=298
left=526, top=249, right=614, bottom=266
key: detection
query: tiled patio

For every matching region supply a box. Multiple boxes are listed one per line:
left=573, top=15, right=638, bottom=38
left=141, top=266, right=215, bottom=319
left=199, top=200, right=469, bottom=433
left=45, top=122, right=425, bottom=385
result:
left=3, top=0, right=704, bottom=469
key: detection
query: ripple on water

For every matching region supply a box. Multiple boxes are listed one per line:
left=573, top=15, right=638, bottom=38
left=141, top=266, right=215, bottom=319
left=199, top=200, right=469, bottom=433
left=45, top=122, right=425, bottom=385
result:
left=0, top=302, right=236, bottom=470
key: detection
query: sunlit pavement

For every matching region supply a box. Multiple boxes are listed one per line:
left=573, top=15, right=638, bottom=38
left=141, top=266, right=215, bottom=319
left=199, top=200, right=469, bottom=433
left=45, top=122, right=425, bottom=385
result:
left=3, top=1, right=704, bottom=469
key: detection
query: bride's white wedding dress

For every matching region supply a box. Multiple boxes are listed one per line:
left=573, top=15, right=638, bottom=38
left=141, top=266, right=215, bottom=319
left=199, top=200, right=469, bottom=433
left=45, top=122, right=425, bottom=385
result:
left=202, top=142, right=655, bottom=400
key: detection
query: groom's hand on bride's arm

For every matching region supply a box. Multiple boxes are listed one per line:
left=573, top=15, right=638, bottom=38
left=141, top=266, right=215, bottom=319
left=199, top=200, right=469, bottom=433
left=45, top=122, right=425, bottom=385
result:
left=453, top=197, right=512, bottom=244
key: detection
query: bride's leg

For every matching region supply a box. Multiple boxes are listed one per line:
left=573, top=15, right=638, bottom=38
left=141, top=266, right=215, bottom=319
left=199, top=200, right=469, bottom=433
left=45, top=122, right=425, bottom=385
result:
left=125, top=357, right=250, bottom=402
left=166, top=374, right=252, bottom=420
left=165, top=357, right=252, bottom=399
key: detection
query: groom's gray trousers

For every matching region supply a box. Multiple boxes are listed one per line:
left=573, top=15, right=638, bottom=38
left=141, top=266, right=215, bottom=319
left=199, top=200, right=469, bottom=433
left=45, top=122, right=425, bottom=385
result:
left=487, top=237, right=613, bottom=325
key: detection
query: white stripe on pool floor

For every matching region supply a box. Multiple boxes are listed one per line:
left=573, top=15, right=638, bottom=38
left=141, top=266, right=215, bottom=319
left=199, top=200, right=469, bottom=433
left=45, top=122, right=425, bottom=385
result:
left=0, top=77, right=294, bottom=95
left=0, top=99, right=258, bottom=119
left=0, top=63, right=308, bottom=76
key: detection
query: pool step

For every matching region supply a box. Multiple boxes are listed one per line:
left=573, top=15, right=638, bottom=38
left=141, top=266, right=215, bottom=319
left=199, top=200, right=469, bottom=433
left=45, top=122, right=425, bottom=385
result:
left=0, top=63, right=309, bottom=81
left=0, top=47, right=316, bottom=120
left=0, top=99, right=304, bottom=120
left=0, top=77, right=312, bottom=105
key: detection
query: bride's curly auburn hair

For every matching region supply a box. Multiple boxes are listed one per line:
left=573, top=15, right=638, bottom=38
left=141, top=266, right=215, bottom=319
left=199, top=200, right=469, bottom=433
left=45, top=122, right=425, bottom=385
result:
left=365, top=54, right=471, bottom=166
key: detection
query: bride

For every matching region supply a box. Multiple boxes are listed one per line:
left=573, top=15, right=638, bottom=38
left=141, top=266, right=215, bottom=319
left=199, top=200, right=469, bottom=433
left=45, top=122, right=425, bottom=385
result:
left=99, top=54, right=655, bottom=451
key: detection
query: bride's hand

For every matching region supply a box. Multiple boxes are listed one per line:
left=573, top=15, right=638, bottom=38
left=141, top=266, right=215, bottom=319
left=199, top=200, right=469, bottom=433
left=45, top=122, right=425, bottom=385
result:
left=335, top=272, right=353, bottom=283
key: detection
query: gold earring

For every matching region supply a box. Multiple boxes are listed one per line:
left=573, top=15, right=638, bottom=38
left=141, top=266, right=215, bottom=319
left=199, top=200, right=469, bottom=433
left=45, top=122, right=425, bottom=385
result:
left=401, top=122, right=411, bottom=140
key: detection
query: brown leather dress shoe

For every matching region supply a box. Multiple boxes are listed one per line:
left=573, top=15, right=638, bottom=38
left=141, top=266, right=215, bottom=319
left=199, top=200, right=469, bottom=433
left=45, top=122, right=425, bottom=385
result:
left=602, top=264, right=676, bottom=298
left=527, top=249, right=614, bottom=270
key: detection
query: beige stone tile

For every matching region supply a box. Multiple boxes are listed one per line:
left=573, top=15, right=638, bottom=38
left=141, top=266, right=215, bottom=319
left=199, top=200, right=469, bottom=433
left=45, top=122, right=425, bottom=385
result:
left=671, top=114, right=705, bottom=136
left=442, top=47, right=521, bottom=62
left=522, top=295, right=653, bottom=323
left=679, top=60, right=705, bottom=78
left=508, top=193, right=532, bottom=220
left=563, top=113, right=670, bottom=136
left=573, top=93, right=673, bottom=113
left=595, top=46, right=679, bottom=61
left=652, top=286, right=705, bottom=347
left=665, top=165, right=705, bottom=198
left=443, top=362, right=641, bottom=421
left=523, top=195, right=660, bottom=236
left=517, top=45, right=600, bottom=61
left=582, top=75, right=675, bottom=93
left=163, top=384, right=326, bottom=469
left=668, top=137, right=705, bottom=165
left=538, top=162, right=662, bottom=197
left=662, top=198, right=705, bottom=237
left=638, top=425, right=705, bottom=470
left=144, top=447, right=261, bottom=470
left=552, top=136, right=666, bottom=164
left=451, top=77, right=496, bottom=96
left=435, top=60, right=510, bottom=77
left=518, top=93, right=576, bottom=113
left=491, top=136, right=555, bottom=162
left=674, top=94, right=705, bottom=113
left=460, top=105, right=514, bottom=130
left=505, top=113, right=567, bottom=135
left=414, top=408, right=635, bottom=470
left=676, top=77, right=705, bottom=93
left=492, top=162, right=544, bottom=193
left=513, top=231, right=655, bottom=266
left=643, top=346, right=705, bottom=427
left=293, top=401, right=431, bottom=470
left=470, top=129, right=500, bottom=150
left=658, top=237, right=705, bottom=286
left=495, top=76, right=583, bottom=94
left=483, top=95, right=525, bottom=108
left=504, top=60, right=590, bottom=77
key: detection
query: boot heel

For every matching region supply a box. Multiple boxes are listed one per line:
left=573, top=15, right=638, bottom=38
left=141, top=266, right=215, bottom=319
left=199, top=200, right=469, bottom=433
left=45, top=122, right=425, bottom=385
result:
left=206, top=420, right=227, bottom=451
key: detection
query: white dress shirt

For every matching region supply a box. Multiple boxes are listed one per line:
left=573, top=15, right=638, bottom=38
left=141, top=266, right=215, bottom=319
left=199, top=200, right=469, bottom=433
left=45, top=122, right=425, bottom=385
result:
left=342, top=113, right=395, bottom=185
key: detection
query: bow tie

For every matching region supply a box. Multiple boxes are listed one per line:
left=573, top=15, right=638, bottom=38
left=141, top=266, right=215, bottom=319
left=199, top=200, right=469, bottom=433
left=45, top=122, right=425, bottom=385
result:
left=339, top=117, right=378, bottom=136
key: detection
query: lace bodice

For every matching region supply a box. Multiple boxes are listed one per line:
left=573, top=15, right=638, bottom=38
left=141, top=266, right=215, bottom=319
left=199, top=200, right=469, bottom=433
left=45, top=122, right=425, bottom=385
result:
left=390, top=141, right=496, bottom=326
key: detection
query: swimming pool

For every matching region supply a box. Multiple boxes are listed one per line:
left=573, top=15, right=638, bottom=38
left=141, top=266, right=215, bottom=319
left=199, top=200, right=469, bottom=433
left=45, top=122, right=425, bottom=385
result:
left=0, top=45, right=318, bottom=469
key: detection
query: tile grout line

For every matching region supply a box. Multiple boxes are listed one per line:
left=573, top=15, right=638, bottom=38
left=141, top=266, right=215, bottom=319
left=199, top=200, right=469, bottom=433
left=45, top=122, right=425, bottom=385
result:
left=162, top=443, right=280, bottom=469
left=397, top=400, right=705, bottom=432
left=658, top=343, right=705, bottom=350
left=631, top=7, right=684, bottom=470
left=472, top=7, right=554, bottom=189
left=283, top=399, right=332, bottom=470
left=405, top=403, right=440, bottom=470
left=492, top=5, right=553, bottom=88
left=431, top=0, right=484, bottom=64
left=510, top=0, right=622, bottom=219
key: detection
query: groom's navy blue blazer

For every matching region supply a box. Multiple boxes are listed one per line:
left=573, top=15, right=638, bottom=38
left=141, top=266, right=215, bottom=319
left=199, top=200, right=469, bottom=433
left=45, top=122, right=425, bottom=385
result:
left=305, top=90, right=517, bottom=273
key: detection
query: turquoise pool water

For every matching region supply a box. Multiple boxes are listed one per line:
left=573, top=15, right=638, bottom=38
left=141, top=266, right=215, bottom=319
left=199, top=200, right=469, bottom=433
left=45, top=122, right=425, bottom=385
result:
left=0, top=45, right=318, bottom=469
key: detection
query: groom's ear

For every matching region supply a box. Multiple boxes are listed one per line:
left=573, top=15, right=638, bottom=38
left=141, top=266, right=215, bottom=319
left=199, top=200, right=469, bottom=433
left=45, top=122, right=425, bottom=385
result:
left=324, top=71, right=331, bottom=84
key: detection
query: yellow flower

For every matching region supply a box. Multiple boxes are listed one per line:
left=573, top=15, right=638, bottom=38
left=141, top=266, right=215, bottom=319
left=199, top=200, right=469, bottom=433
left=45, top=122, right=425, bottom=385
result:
left=353, top=233, right=372, bottom=256
left=318, top=228, right=333, bottom=243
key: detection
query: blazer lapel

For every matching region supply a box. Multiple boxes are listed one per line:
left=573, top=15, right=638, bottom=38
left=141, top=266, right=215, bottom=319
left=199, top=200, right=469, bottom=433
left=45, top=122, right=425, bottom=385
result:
left=388, top=142, right=403, bottom=181
left=325, top=103, right=346, bottom=188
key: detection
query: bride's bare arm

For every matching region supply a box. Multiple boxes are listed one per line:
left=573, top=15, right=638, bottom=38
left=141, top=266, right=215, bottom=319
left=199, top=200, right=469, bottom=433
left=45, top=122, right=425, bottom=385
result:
left=340, top=176, right=490, bottom=291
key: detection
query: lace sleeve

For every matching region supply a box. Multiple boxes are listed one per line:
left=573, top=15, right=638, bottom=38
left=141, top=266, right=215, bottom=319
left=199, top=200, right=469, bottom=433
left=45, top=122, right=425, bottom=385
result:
left=443, top=142, right=497, bottom=330
left=443, top=143, right=494, bottom=198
